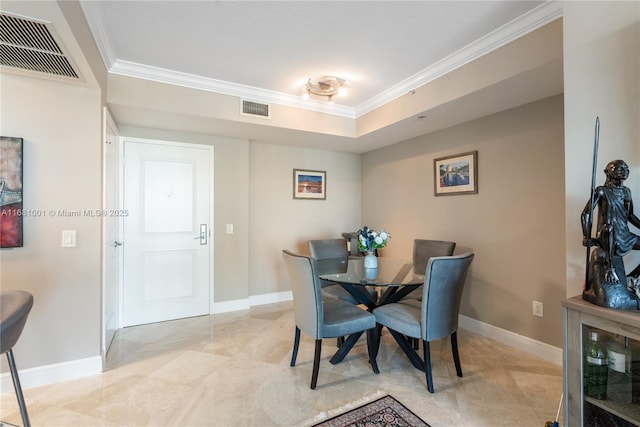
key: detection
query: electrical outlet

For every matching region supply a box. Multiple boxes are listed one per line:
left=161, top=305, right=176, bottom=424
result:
left=533, top=300, right=544, bottom=317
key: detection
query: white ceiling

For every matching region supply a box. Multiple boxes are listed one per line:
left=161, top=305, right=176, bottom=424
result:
left=75, top=0, right=564, bottom=152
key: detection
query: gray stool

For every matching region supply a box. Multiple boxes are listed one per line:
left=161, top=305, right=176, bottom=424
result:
left=1, top=291, right=33, bottom=427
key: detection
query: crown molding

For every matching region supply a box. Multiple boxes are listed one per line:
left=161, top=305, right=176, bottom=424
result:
left=355, top=0, right=563, bottom=116
left=82, top=0, right=562, bottom=120
left=110, top=60, right=356, bottom=118
left=79, top=1, right=116, bottom=68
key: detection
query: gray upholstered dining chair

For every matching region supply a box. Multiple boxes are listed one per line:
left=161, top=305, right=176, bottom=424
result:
left=341, top=232, right=361, bottom=257
left=282, top=250, right=379, bottom=389
left=407, top=239, right=457, bottom=310
left=1, top=290, right=34, bottom=427
left=372, top=252, right=474, bottom=393
left=413, top=239, right=456, bottom=274
left=308, top=238, right=361, bottom=304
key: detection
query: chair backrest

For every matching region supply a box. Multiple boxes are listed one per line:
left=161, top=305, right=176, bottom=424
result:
left=0, top=290, right=34, bottom=354
left=282, top=250, right=323, bottom=339
left=413, top=239, right=456, bottom=274
left=309, top=239, right=348, bottom=261
left=341, top=232, right=362, bottom=257
left=421, top=253, right=474, bottom=342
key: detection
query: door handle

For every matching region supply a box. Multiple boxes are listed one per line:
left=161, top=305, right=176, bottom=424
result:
left=195, top=224, right=207, bottom=245
left=114, top=241, right=123, bottom=248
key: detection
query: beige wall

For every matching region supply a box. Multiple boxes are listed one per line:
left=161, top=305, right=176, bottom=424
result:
left=248, top=142, right=362, bottom=296
left=362, top=95, right=566, bottom=347
left=563, top=1, right=640, bottom=298
left=0, top=73, right=103, bottom=368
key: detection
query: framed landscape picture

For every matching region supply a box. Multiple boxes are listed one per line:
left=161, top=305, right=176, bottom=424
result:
left=434, top=151, right=477, bottom=196
left=0, top=136, right=24, bottom=248
left=293, top=169, right=326, bottom=200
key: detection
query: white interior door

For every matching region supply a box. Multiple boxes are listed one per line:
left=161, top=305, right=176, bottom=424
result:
left=122, top=138, right=213, bottom=327
left=102, top=108, right=120, bottom=364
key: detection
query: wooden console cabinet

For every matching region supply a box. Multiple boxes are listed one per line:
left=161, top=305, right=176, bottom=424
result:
left=563, top=296, right=640, bottom=426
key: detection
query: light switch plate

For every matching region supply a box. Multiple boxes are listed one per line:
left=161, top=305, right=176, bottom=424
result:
left=226, top=224, right=234, bottom=234
left=62, top=230, right=76, bottom=247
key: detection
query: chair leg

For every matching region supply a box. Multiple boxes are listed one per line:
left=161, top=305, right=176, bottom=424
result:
left=311, top=339, right=322, bottom=389
left=411, top=337, right=419, bottom=350
left=451, top=331, right=463, bottom=378
left=422, top=340, right=435, bottom=393
left=290, top=326, right=301, bottom=367
left=7, top=349, right=31, bottom=427
left=373, top=324, right=383, bottom=359
left=366, top=328, right=380, bottom=374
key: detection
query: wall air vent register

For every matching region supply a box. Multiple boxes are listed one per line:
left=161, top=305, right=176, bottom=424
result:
left=241, top=100, right=270, bottom=119
left=0, top=13, right=79, bottom=80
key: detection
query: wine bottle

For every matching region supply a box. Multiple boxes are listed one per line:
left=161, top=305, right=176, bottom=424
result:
left=584, top=329, right=608, bottom=400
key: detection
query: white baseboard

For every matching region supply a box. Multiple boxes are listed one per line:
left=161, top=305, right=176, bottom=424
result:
left=211, top=291, right=293, bottom=314
left=211, top=297, right=251, bottom=313
left=250, top=290, right=292, bottom=306
left=0, top=356, right=102, bottom=393
left=459, top=314, right=562, bottom=365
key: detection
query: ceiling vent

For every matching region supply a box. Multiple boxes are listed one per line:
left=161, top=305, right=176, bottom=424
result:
left=0, top=13, right=79, bottom=79
left=241, top=100, right=270, bottom=119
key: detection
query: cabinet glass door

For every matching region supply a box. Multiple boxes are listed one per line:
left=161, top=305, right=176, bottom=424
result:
left=582, top=325, right=640, bottom=426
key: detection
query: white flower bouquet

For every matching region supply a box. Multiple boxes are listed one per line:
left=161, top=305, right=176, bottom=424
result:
left=357, top=226, right=390, bottom=253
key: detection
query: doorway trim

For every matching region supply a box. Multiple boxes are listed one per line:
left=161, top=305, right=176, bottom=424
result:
left=101, top=107, right=122, bottom=369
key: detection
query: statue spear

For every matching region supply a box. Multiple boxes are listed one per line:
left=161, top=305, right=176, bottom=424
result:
left=585, top=117, right=600, bottom=288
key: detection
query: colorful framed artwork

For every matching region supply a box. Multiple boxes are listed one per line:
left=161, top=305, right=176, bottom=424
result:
left=434, top=151, right=478, bottom=196
left=0, top=136, right=24, bottom=248
left=293, top=169, right=326, bottom=200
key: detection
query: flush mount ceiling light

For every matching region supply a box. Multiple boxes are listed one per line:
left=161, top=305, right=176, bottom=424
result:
left=303, top=75, right=346, bottom=103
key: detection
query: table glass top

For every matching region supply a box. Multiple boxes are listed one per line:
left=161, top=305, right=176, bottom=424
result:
left=317, top=257, right=425, bottom=287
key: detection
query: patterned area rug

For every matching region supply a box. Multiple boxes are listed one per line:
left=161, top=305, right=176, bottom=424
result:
left=312, top=395, right=430, bottom=427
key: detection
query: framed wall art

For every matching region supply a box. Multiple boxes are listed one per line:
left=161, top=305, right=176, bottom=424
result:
left=434, top=151, right=478, bottom=196
left=0, top=136, right=24, bottom=248
left=293, top=169, right=326, bottom=200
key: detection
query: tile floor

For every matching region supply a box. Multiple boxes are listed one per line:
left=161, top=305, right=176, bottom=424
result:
left=1, top=301, right=563, bottom=426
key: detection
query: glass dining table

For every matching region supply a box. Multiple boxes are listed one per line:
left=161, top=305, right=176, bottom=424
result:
left=316, top=256, right=425, bottom=310
left=316, top=256, right=425, bottom=366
